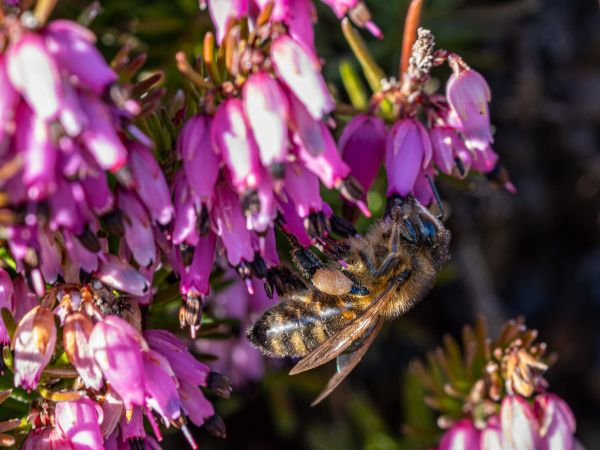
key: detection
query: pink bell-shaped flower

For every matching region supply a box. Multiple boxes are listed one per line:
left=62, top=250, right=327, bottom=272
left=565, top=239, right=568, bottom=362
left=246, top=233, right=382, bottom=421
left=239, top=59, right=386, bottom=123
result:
left=12, top=306, right=57, bottom=391
left=271, top=34, right=333, bottom=120
left=385, top=118, right=432, bottom=197
left=89, top=316, right=146, bottom=410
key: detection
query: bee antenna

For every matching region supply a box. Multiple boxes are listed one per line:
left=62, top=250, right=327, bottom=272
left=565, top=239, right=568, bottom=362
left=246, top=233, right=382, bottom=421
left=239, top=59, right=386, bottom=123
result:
left=425, top=174, right=446, bottom=221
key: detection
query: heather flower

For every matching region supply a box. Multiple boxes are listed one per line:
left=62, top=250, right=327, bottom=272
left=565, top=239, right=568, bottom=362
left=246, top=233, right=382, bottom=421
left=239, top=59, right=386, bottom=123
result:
left=207, top=0, right=248, bottom=43
left=212, top=98, right=262, bottom=194
left=89, top=315, right=146, bottom=410
left=271, top=34, right=334, bottom=120
left=406, top=318, right=578, bottom=450
left=117, top=189, right=156, bottom=267
left=63, top=312, right=103, bottom=390
left=45, top=20, right=117, bottom=94
left=438, top=420, right=480, bottom=450
left=94, top=255, right=150, bottom=297
left=55, top=397, right=104, bottom=450
left=176, top=115, right=220, bottom=202
left=142, top=349, right=182, bottom=422
left=339, top=114, right=387, bottom=195
left=385, top=118, right=432, bottom=197
left=12, top=306, right=57, bottom=390
left=6, top=31, right=62, bottom=120
left=446, top=65, right=493, bottom=151
left=243, top=71, right=290, bottom=172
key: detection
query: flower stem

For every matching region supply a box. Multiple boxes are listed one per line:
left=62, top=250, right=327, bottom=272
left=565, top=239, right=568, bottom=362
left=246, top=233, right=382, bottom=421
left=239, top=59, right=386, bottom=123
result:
left=175, top=51, right=215, bottom=90
left=399, top=0, right=424, bottom=77
left=341, top=18, right=385, bottom=93
left=33, top=0, right=57, bottom=26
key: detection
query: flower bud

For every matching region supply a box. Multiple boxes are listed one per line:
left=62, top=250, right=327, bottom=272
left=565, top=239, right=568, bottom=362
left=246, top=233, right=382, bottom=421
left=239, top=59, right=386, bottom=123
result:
left=117, top=190, right=156, bottom=267
left=81, top=95, right=128, bottom=172
left=45, top=20, right=117, bottom=94
left=55, top=397, right=104, bottom=450
left=12, top=306, right=57, bottom=391
left=63, top=312, right=103, bottom=390
left=271, top=35, right=333, bottom=120
left=243, top=72, right=289, bottom=169
left=385, top=118, right=432, bottom=197
left=297, top=123, right=350, bottom=189
left=178, top=379, right=215, bottom=427
left=501, top=395, right=540, bottom=450
left=535, top=393, right=576, bottom=450
left=481, top=415, right=505, bottom=450
left=438, top=420, right=480, bottom=450
left=128, top=143, right=174, bottom=226
left=177, top=115, right=220, bottom=201
left=284, top=163, right=323, bottom=219
left=16, top=105, right=57, bottom=201
left=143, top=350, right=182, bottom=422
left=94, top=255, right=150, bottom=296
left=212, top=99, right=262, bottom=194
left=446, top=68, right=493, bottom=151
left=180, top=232, right=216, bottom=298
left=212, top=181, right=254, bottom=266
left=89, top=316, right=145, bottom=410
left=208, top=0, right=248, bottom=43
left=339, top=114, right=387, bottom=194
left=7, top=32, right=62, bottom=120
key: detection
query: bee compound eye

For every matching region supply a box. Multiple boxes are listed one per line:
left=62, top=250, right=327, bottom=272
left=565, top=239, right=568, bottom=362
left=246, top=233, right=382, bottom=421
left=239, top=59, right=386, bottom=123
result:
left=419, top=218, right=437, bottom=240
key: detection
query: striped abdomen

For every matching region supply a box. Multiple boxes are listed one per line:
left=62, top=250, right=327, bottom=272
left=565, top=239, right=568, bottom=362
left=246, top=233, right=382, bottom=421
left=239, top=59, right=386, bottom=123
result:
left=247, top=290, right=367, bottom=357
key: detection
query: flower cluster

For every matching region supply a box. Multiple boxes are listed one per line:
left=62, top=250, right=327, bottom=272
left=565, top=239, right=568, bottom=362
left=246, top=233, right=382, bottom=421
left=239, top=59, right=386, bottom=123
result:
left=1, top=273, right=230, bottom=449
left=404, top=317, right=578, bottom=450
left=171, top=6, right=373, bottom=334
left=204, top=0, right=381, bottom=51
left=0, top=11, right=171, bottom=300
left=339, top=27, right=515, bottom=211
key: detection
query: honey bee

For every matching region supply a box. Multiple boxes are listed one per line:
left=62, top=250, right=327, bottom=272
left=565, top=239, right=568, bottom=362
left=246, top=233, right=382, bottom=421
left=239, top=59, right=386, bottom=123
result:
left=247, top=196, right=451, bottom=405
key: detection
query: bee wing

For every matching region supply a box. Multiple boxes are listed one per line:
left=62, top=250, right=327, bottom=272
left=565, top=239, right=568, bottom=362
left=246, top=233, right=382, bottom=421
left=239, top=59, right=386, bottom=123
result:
left=310, top=317, right=383, bottom=406
left=289, top=281, right=397, bottom=376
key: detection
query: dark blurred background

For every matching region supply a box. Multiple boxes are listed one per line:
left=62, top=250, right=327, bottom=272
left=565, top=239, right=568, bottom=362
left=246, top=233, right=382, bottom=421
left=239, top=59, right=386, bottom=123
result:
left=57, top=0, right=600, bottom=448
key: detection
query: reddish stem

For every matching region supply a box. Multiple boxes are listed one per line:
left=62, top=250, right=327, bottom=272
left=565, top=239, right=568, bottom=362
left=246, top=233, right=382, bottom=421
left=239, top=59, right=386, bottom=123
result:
left=399, top=0, right=424, bottom=77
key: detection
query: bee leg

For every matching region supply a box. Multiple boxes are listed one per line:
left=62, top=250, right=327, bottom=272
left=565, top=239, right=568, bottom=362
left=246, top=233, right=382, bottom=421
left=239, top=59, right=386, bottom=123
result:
left=311, top=268, right=369, bottom=296
left=291, top=246, right=326, bottom=279
left=358, top=249, right=402, bottom=279
left=266, top=266, right=308, bottom=297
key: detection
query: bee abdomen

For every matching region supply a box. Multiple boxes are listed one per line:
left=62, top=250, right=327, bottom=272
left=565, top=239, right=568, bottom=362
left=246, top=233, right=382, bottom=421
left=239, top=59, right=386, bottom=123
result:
left=247, top=295, right=355, bottom=358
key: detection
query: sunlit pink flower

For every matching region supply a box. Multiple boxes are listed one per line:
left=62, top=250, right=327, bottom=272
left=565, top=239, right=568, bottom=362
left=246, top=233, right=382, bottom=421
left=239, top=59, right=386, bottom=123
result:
left=94, top=255, right=150, bottom=297
left=385, top=118, right=432, bottom=197
left=128, top=143, right=174, bottom=226
left=117, top=190, right=156, bottom=267
left=89, top=316, right=146, bottom=409
left=438, top=419, right=480, bottom=450
left=212, top=98, right=262, bottom=194
left=243, top=72, right=290, bottom=172
left=212, top=181, right=255, bottom=266
left=207, top=0, right=248, bottom=43
left=446, top=67, right=493, bottom=151
left=143, top=349, right=182, bottom=422
left=179, top=232, right=217, bottom=299
left=501, top=395, right=540, bottom=450
left=535, top=394, right=576, bottom=450
left=144, top=329, right=210, bottom=387
left=80, top=95, right=128, bottom=172
left=12, top=306, right=57, bottom=391
left=63, top=312, right=103, bottom=390
left=55, top=397, right=104, bottom=450
left=271, top=34, right=333, bottom=120
left=45, top=20, right=116, bottom=94
left=177, top=115, right=220, bottom=201
left=480, top=415, right=505, bottom=450
left=284, top=162, right=324, bottom=219
left=339, top=114, right=387, bottom=194
left=16, top=105, right=57, bottom=201
left=6, top=31, right=62, bottom=120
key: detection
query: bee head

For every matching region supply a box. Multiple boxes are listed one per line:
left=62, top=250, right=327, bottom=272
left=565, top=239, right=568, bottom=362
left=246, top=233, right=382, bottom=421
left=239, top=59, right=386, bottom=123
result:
left=387, top=195, right=451, bottom=268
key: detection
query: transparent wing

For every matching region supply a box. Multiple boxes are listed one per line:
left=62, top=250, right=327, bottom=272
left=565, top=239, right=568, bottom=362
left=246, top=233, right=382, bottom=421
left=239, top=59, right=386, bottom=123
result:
left=310, top=317, right=384, bottom=406
left=289, top=281, right=397, bottom=376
